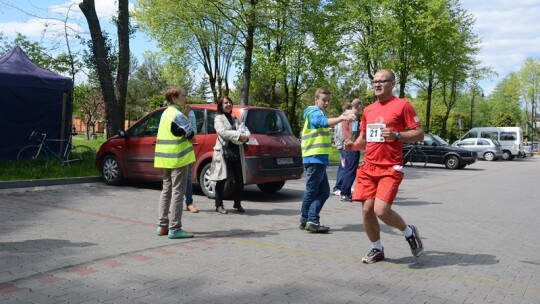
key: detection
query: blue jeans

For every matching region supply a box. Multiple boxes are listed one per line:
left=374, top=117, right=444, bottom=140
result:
left=333, top=149, right=346, bottom=191
left=340, top=150, right=360, bottom=197
left=301, top=163, right=330, bottom=224
left=185, top=164, right=193, bottom=205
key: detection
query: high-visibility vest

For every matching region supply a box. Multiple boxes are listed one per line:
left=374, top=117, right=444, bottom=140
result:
left=154, top=107, right=196, bottom=168
left=301, top=108, right=331, bottom=157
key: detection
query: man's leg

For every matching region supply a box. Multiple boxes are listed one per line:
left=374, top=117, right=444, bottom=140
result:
left=185, top=164, right=199, bottom=213
left=340, top=150, right=360, bottom=201
left=333, top=149, right=346, bottom=194
left=308, top=168, right=330, bottom=222
left=168, top=166, right=187, bottom=232
left=301, top=164, right=322, bottom=226
left=373, top=168, right=423, bottom=258
left=303, top=164, right=330, bottom=233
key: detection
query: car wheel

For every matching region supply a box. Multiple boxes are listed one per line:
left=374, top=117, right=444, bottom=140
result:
left=501, top=150, right=512, bottom=160
left=484, top=152, right=495, bottom=161
left=257, top=181, right=285, bottom=193
left=444, top=155, right=460, bottom=169
left=101, top=155, right=124, bottom=185
left=199, top=162, right=234, bottom=199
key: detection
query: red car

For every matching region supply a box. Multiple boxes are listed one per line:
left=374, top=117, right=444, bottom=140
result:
left=95, top=104, right=303, bottom=198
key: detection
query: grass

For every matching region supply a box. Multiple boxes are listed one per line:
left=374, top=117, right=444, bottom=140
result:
left=0, top=136, right=341, bottom=182
left=329, top=146, right=340, bottom=163
left=0, top=134, right=105, bottom=182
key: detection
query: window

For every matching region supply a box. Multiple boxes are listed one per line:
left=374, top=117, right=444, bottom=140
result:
left=500, top=132, right=516, bottom=140
left=458, top=138, right=476, bottom=146
left=206, top=110, right=217, bottom=134
left=477, top=139, right=490, bottom=146
left=244, top=109, right=292, bottom=135
left=480, top=131, right=498, bottom=140
left=130, top=111, right=163, bottom=137
left=191, top=108, right=205, bottom=134
left=464, top=131, right=477, bottom=139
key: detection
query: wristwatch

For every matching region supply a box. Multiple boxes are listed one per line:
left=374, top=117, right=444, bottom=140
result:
left=394, top=131, right=402, bottom=141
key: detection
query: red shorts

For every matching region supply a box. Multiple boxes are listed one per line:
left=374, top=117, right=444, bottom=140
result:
left=352, top=163, right=404, bottom=204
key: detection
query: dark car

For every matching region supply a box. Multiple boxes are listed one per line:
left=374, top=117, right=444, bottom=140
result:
left=96, top=104, right=304, bottom=198
left=403, top=134, right=477, bottom=169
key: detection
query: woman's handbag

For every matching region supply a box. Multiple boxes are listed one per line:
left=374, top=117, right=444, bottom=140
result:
left=219, top=138, right=239, bottom=162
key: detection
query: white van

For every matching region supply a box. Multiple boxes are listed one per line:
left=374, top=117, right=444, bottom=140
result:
left=459, top=127, right=523, bottom=160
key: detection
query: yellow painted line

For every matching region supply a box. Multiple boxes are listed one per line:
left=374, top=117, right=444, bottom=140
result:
left=230, top=238, right=540, bottom=295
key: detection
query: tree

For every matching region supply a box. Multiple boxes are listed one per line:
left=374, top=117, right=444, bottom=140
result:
left=135, top=0, right=237, bottom=103
left=518, top=57, right=540, bottom=140
left=79, top=0, right=130, bottom=138
left=73, top=84, right=105, bottom=139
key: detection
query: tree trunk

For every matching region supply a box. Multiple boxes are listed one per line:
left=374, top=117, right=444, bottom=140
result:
left=116, top=0, right=130, bottom=134
left=79, top=0, right=120, bottom=138
left=240, top=0, right=257, bottom=106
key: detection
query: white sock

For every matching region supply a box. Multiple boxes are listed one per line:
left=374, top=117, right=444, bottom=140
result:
left=372, top=240, right=383, bottom=250
left=402, top=225, right=413, bottom=238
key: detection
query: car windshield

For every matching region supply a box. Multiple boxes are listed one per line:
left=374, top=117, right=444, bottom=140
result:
left=431, top=134, right=449, bottom=146
left=244, top=109, right=293, bottom=135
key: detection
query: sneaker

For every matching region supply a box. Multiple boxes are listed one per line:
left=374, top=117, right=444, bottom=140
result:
left=340, top=195, right=352, bottom=202
left=305, top=222, right=330, bottom=233
left=168, top=229, right=194, bottom=239
left=156, top=226, right=168, bottom=236
left=333, top=189, right=341, bottom=196
left=362, top=247, right=385, bottom=264
left=405, top=225, right=423, bottom=258
left=299, top=222, right=306, bottom=230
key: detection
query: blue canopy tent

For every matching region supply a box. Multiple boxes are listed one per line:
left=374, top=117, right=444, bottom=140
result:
left=0, top=46, right=73, bottom=161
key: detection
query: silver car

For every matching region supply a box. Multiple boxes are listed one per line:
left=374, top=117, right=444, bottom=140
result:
left=452, top=138, right=503, bottom=161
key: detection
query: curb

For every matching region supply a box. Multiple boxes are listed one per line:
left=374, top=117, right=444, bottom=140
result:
left=0, top=176, right=101, bottom=190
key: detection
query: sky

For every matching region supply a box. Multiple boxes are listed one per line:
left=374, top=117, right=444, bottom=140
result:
left=1, top=0, right=539, bottom=96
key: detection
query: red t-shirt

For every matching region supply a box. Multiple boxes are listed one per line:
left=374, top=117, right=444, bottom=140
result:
left=360, top=96, right=421, bottom=166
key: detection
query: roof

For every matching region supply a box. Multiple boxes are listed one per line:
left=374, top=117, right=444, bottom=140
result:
left=0, top=46, right=72, bottom=90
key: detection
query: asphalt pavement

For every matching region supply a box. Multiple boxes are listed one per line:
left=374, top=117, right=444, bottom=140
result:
left=0, top=158, right=539, bottom=304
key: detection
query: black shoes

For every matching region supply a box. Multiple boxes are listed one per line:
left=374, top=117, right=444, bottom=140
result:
left=305, top=222, right=330, bottom=233
left=340, top=195, right=352, bottom=202
left=405, top=225, right=424, bottom=258
left=233, top=202, right=245, bottom=213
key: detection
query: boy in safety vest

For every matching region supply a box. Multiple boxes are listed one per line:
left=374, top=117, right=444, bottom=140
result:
left=155, top=86, right=196, bottom=239
left=300, top=88, right=356, bottom=233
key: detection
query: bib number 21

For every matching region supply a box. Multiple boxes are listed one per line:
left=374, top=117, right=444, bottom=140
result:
left=366, top=123, right=385, bottom=142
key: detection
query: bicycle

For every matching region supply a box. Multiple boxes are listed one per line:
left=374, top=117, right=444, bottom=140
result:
left=402, top=143, right=428, bottom=168
left=17, top=131, right=96, bottom=166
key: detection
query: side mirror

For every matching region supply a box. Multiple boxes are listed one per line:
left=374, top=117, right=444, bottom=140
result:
left=118, top=130, right=127, bottom=138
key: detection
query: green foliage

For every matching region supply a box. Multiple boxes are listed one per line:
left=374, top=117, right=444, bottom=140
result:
left=0, top=137, right=103, bottom=182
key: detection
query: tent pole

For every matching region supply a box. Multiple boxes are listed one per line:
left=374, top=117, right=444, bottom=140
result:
left=60, top=92, right=67, bottom=156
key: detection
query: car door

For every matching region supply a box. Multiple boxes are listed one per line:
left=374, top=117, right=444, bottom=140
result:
left=123, top=109, right=164, bottom=180
left=417, top=135, right=440, bottom=163
left=456, top=138, right=478, bottom=153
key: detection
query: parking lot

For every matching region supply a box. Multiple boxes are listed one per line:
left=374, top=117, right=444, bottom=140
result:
left=1, top=158, right=539, bottom=304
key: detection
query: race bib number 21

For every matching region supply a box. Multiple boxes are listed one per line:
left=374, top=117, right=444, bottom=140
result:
left=366, top=123, right=386, bottom=142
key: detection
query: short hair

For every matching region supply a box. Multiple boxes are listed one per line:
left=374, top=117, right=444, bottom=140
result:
left=351, top=99, right=362, bottom=109
left=342, top=101, right=352, bottom=112
left=164, top=86, right=184, bottom=103
left=376, top=69, right=396, bottom=81
left=314, top=88, right=331, bottom=99
left=217, top=96, right=233, bottom=114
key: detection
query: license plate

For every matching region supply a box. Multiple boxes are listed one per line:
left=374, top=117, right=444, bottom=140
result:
left=276, top=158, right=294, bottom=165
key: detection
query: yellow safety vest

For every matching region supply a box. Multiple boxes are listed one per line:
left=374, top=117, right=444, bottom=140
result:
left=154, top=106, right=196, bottom=169
left=301, top=109, right=331, bottom=157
